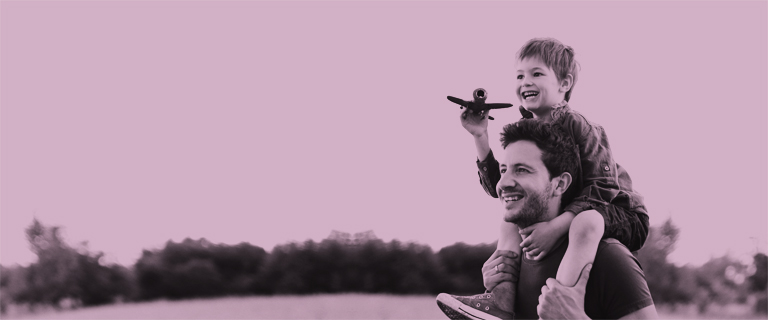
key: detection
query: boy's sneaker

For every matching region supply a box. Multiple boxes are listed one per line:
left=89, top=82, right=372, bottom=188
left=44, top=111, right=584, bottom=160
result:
left=436, top=292, right=514, bottom=320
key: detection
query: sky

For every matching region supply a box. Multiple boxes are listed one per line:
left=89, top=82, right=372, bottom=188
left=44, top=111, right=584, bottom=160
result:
left=1, top=0, right=766, bottom=268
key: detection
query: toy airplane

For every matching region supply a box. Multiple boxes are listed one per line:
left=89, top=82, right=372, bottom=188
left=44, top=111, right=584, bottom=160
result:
left=447, top=88, right=513, bottom=120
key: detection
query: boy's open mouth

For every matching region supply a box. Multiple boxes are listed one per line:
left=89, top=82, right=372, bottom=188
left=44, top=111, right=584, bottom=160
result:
left=522, top=91, right=539, bottom=100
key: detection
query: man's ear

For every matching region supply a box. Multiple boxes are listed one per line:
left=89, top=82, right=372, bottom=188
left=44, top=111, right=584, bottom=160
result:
left=559, top=74, right=574, bottom=93
left=551, top=172, right=572, bottom=197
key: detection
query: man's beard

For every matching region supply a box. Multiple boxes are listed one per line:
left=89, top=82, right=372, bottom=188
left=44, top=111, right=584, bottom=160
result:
left=504, top=184, right=552, bottom=229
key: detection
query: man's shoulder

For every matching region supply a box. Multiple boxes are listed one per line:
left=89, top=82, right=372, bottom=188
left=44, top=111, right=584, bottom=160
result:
left=596, top=238, right=636, bottom=261
left=586, top=238, right=655, bottom=319
left=592, top=238, right=647, bottom=292
left=599, top=237, right=627, bottom=247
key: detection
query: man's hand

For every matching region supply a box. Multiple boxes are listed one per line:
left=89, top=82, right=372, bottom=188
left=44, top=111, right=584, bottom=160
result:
left=460, top=108, right=489, bottom=138
left=519, top=221, right=562, bottom=261
left=482, top=250, right=520, bottom=292
left=537, top=263, right=592, bottom=320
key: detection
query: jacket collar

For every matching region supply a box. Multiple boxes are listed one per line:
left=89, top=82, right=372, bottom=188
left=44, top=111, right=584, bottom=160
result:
left=550, top=100, right=570, bottom=122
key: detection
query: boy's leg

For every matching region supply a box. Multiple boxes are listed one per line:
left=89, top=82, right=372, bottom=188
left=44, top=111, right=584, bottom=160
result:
left=556, top=210, right=604, bottom=287
left=492, top=221, right=523, bottom=313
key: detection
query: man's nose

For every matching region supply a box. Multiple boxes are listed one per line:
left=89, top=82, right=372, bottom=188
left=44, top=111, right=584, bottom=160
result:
left=496, top=173, right=516, bottom=192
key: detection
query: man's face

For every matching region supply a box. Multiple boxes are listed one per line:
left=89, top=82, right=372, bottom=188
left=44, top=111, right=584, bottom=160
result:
left=496, top=140, right=556, bottom=228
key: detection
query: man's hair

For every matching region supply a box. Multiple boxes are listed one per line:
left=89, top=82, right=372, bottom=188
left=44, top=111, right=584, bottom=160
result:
left=501, top=119, right=580, bottom=204
left=516, top=38, right=580, bottom=102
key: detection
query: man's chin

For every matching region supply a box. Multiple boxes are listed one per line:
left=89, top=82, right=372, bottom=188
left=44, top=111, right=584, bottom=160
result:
left=504, top=210, right=542, bottom=229
left=503, top=212, right=523, bottom=224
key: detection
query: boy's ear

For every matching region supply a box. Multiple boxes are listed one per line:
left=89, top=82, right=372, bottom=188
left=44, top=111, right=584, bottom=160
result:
left=559, top=74, right=574, bottom=93
left=551, top=172, right=572, bottom=197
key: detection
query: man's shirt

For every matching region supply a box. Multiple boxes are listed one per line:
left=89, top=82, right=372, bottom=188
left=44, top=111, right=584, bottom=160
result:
left=515, top=238, right=654, bottom=319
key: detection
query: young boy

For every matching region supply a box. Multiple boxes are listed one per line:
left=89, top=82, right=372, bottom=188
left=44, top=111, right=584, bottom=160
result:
left=437, top=38, right=650, bottom=319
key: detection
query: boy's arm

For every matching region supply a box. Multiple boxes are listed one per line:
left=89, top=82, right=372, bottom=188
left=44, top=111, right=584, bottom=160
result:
left=476, top=139, right=500, bottom=198
left=473, top=132, right=491, bottom=162
left=548, top=211, right=576, bottom=236
left=461, top=109, right=501, bottom=198
left=520, top=211, right=575, bottom=259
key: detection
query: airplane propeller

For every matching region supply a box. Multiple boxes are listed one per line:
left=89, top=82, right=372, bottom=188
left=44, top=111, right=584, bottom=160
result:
left=447, top=88, right=513, bottom=120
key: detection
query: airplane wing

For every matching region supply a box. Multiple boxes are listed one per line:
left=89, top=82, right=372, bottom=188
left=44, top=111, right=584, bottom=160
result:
left=447, top=96, right=469, bottom=107
left=483, top=103, right=514, bottom=110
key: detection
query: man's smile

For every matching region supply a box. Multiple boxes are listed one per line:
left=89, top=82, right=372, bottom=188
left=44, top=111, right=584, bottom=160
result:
left=500, top=190, right=525, bottom=209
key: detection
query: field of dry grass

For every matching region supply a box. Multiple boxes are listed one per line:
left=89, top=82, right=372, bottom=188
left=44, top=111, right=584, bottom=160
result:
left=3, top=294, right=445, bottom=319
left=3, top=294, right=766, bottom=319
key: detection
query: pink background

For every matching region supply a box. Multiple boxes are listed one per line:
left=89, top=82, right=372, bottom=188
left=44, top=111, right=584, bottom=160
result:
left=1, top=1, right=766, bottom=267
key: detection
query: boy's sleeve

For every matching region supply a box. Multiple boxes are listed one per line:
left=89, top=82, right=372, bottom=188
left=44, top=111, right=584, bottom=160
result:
left=476, top=150, right=500, bottom=198
left=561, top=112, right=620, bottom=215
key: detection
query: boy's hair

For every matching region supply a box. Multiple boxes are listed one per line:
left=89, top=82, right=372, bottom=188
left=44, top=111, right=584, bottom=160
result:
left=517, top=38, right=580, bottom=102
left=501, top=119, right=580, bottom=205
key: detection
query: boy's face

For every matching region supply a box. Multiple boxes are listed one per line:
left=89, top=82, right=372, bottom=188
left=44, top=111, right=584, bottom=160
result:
left=515, top=56, right=568, bottom=113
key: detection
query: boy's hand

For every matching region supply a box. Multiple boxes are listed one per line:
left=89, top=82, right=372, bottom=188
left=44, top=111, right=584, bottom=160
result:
left=460, top=108, right=489, bottom=138
left=519, top=221, right=561, bottom=261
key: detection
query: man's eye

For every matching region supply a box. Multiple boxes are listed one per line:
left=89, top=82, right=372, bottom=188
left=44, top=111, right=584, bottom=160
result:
left=515, top=168, right=530, bottom=174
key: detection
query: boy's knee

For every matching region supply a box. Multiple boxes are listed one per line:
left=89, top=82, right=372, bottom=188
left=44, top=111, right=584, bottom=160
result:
left=570, top=210, right=605, bottom=241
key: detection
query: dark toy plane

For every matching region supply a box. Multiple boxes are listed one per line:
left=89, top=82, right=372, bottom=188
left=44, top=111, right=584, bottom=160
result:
left=447, top=88, right=514, bottom=120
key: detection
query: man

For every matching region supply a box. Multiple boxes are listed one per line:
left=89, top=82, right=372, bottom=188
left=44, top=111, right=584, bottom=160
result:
left=437, top=120, right=657, bottom=319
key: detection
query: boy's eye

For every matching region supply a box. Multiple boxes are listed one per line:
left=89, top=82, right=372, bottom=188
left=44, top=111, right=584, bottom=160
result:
left=500, top=168, right=507, bottom=174
left=533, top=72, right=543, bottom=76
left=516, top=75, right=523, bottom=80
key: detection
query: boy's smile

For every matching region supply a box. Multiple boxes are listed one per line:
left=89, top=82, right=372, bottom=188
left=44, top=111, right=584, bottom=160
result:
left=515, top=57, right=569, bottom=119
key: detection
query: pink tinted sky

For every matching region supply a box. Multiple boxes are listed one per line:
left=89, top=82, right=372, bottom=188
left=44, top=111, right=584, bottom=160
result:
left=1, top=1, right=766, bottom=267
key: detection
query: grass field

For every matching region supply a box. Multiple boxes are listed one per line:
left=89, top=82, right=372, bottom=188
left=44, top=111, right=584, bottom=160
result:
left=3, top=294, right=445, bottom=319
left=2, top=294, right=766, bottom=319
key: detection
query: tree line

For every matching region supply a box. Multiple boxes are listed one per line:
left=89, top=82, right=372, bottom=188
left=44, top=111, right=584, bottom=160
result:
left=0, top=219, right=766, bottom=316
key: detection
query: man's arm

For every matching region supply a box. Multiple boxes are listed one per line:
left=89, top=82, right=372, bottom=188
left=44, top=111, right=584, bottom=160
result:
left=537, top=264, right=592, bottom=320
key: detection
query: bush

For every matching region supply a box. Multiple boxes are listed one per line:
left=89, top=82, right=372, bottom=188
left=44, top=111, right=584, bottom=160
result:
left=134, top=238, right=267, bottom=300
left=7, top=219, right=133, bottom=309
